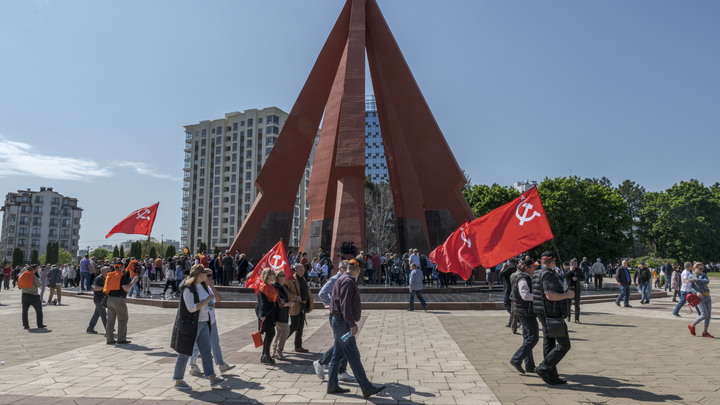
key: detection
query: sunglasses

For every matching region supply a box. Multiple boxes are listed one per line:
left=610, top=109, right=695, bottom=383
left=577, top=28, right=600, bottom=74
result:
left=278, top=274, right=286, bottom=278
left=205, top=272, right=213, bottom=278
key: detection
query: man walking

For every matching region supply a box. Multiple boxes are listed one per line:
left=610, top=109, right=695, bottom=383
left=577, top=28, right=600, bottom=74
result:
left=19, top=266, right=46, bottom=329
left=509, top=259, right=537, bottom=374
left=313, top=260, right=355, bottom=383
left=591, top=258, right=605, bottom=290
left=615, top=260, right=632, bottom=307
left=500, top=259, right=518, bottom=327
left=633, top=262, right=652, bottom=304
left=47, top=264, right=63, bottom=305
left=532, top=252, right=575, bottom=385
left=326, top=259, right=385, bottom=399
left=104, top=264, right=139, bottom=344
left=87, top=266, right=108, bottom=334
left=287, top=263, right=313, bottom=352
left=408, top=263, right=427, bottom=311
left=222, top=251, right=234, bottom=286
left=661, top=260, right=672, bottom=292
left=580, top=257, right=591, bottom=287
left=564, top=259, right=583, bottom=324
left=79, top=254, right=91, bottom=291
left=672, top=262, right=693, bottom=317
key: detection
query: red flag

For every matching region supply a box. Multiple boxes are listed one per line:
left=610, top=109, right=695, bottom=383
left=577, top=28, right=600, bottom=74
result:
left=429, top=221, right=480, bottom=281
left=466, top=187, right=553, bottom=267
left=105, top=203, right=159, bottom=238
left=245, top=239, right=293, bottom=294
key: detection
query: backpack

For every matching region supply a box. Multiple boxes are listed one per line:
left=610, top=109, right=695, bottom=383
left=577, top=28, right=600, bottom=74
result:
left=18, top=271, right=35, bottom=289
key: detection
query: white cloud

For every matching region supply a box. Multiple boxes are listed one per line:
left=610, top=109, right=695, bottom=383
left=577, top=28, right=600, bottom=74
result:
left=0, top=135, right=113, bottom=181
left=112, top=161, right=181, bottom=181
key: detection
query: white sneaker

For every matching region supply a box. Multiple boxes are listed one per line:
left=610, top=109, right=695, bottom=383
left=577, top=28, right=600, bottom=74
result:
left=189, top=365, right=203, bottom=377
left=210, top=377, right=227, bottom=389
left=313, top=360, right=325, bottom=380
left=218, top=363, right=236, bottom=373
left=338, top=372, right=356, bottom=382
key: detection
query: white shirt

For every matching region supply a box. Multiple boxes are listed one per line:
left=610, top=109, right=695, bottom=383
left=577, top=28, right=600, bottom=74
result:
left=409, top=254, right=420, bottom=267
left=321, top=264, right=329, bottom=277
left=183, top=283, right=210, bottom=322
left=680, top=269, right=692, bottom=292
left=517, top=277, right=533, bottom=301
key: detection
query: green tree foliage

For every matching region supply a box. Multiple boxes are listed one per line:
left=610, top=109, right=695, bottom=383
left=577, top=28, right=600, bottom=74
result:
left=30, top=249, right=39, bottom=265
left=91, top=248, right=111, bottom=261
left=617, top=179, right=647, bottom=256
left=119, top=245, right=125, bottom=259
left=149, top=246, right=157, bottom=259
left=45, top=242, right=53, bottom=263
left=197, top=242, right=207, bottom=254
left=165, top=245, right=177, bottom=259
left=638, top=179, right=720, bottom=262
left=12, top=247, right=24, bottom=267
left=214, top=245, right=221, bottom=255
left=463, top=183, right=520, bottom=218
left=534, top=176, right=632, bottom=261
left=58, top=249, right=73, bottom=264
left=113, top=245, right=120, bottom=259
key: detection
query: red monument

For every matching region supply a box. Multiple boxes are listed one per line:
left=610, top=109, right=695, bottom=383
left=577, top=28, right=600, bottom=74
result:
left=229, top=0, right=474, bottom=264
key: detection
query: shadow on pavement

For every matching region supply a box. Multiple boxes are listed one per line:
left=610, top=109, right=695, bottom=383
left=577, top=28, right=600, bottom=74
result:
left=581, top=323, right=637, bottom=327
left=28, top=328, right=51, bottom=333
left=145, top=351, right=176, bottom=357
left=565, top=374, right=682, bottom=402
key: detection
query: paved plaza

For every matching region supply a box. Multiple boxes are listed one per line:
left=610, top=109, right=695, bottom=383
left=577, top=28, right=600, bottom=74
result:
left=0, top=285, right=717, bottom=404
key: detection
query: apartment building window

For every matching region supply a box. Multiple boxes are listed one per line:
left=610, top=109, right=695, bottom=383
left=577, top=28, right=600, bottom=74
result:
left=216, top=136, right=222, bottom=144
left=245, top=183, right=251, bottom=191
left=195, top=131, right=199, bottom=137
left=233, top=123, right=238, bottom=131
left=19, top=227, right=28, bottom=236
left=258, top=117, right=263, bottom=124
left=240, top=121, right=245, bottom=126
left=35, top=196, right=43, bottom=203
left=32, top=228, right=41, bottom=236
left=202, top=139, right=206, bottom=147
left=245, top=161, right=251, bottom=170
left=245, top=172, right=251, bottom=180
left=212, top=128, right=215, bottom=134
left=214, top=197, right=219, bottom=205
left=199, top=198, right=204, bottom=207
left=232, top=153, right=237, bottom=162
left=61, top=229, right=70, bottom=237
left=267, top=115, right=280, bottom=125
left=246, top=150, right=252, bottom=159
left=50, top=207, right=58, bottom=215
left=212, top=229, right=218, bottom=237
left=213, top=218, right=218, bottom=226
left=200, top=158, right=205, bottom=167
left=48, top=229, right=57, bottom=237
left=33, top=217, right=42, bottom=226
left=267, top=125, right=279, bottom=134
left=198, top=219, right=202, bottom=226
left=230, top=164, right=236, bottom=172
left=247, top=129, right=253, bottom=137
left=202, top=129, right=206, bottom=136
left=32, top=239, right=39, bottom=247
left=266, top=137, right=276, bottom=145
left=51, top=197, right=60, bottom=204
left=20, top=216, right=29, bottom=225
left=63, top=208, right=70, bottom=216
left=217, top=127, right=222, bottom=134
left=233, top=133, right=238, bottom=142
left=231, top=174, right=236, bottom=182
left=245, top=193, right=250, bottom=202
left=214, top=167, right=220, bottom=175
left=232, top=143, right=237, bottom=152
left=258, top=128, right=263, bottom=136
left=266, top=148, right=272, bottom=156
left=214, top=187, right=219, bottom=195
left=21, top=205, right=30, bottom=214
left=200, top=149, right=205, bottom=157
left=215, top=177, right=220, bottom=185
left=247, top=119, right=253, bottom=127
left=215, top=156, right=221, bottom=165
left=199, top=189, right=204, bottom=197
left=230, top=195, right=235, bottom=204
left=245, top=204, right=250, bottom=213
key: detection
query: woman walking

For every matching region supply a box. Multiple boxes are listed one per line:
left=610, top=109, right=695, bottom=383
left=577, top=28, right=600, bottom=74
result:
left=256, top=267, right=280, bottom=365
left=688, top=262, right=713, bottom=338
left=671, top=265, right=681, bottom=302
left=272, top=269, right=294, bottom=360
left=170, top=264, right=226, bottom=390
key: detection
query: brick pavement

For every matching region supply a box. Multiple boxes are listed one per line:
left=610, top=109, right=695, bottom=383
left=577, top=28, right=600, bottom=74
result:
left=0, top=285, right=716, bottom=404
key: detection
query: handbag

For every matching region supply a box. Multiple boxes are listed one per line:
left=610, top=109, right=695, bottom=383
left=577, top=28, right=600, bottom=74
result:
left=686, top=293, right=702, bottom=314
left=252, top=321, right=264, bottom=348
left=546, top=317, right=566, bottom=338
left=101, top=295, right=108, bottom=308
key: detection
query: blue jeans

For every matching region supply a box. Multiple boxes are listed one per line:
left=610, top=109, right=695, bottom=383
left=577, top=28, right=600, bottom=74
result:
left=129, top=283, right=139, bottom=297
left=319, top=313, right=347, bottom=373
left=511, top=316, right=538, bottom=370
left=327, top=316, right=373, bottom=393
left=673, top=291, right=688, bottom=315
left=173, top=321, right=214, bottom=380
left=639, top=282, right=650, bottom=302
left=693, top=295, right=712, bottom=328
left=190, top=321, right=223, bottom=366
left=80, top=272, right=91, bottom=290
left=616, top=285, right=630, bottom=306
left=409, top=291, right=426, bottom=310
left=88, top=300, right=107, bottom=331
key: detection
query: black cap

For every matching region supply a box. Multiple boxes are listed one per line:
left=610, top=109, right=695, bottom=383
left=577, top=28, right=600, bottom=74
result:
left=541, top=251, right=555, bottom=259
left=521, top=259, right=534, bottom=268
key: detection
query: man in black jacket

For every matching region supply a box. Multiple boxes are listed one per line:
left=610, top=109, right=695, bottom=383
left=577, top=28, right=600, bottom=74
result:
left=564, top=259, right=584, bottom=324
left=615, top=260, right=632, bottom=307
left=500, top=259, right=518, bottom=327
left=532, top=251, right=575, bottom=386
left=633, top=262, right=652, bottom=304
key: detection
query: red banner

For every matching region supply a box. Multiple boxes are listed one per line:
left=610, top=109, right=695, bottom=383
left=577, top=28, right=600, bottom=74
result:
left=105, top=203, right=159, bottom=238
left=466, top=187, right=554, bottom=267
left=245, top=239, right=293, bottom=294
left=429, top=222, right=481, bottom=281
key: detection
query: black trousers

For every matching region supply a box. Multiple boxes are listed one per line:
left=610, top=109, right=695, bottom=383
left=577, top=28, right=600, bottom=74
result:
left=223, top=269, right=233, bottom=286
left=259, top=318, right=276, bottom=357
left=594, top=274, right=603, bottom=289
left=567, top=284, right=581, bottom=322
left=537, top=315, right=571, bottom=379
left=162, top=279, right=176, bottom=294
left=511, top=316, right=538, bottom=370
left=288, top=311, right=305, bottom=349
left=21, top=293, right=43, bottom=328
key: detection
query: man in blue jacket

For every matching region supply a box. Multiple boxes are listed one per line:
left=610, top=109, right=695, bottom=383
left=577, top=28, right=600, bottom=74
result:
left=615, top=260, right=632, bottom=308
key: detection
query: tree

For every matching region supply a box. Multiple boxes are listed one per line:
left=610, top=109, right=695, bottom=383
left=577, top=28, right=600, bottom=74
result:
left=12, top=247, right=24, bottom=267
left=45, top=242, right=53, bottom=263
left=165, top=245, right=176, bottom=259
left=214, top=245, right=221, bottom=255
left=365, top=179, right=396, bottom=253
left=617, top=179, right=647, bottom=257
left=463, top=183, right=520, bottom=218
left=30, top=249, right=39, bottom=265
left=91, top=248, right=111, bottom=261
left=533, top=176, right=632, bottom=262
left=113, top=245, right=120, bottom=259
left=119, top=245, right=125, bottom=259
left=197, top=242, right=207, bottom=254
left=638, top=179, right=720, bottom=262
left=149, top=246, right=157, bottom=259
left=58, top=249, right=73, bottom=264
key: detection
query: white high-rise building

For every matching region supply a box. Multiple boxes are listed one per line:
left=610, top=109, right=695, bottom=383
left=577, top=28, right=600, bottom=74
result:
left=181, top=107, right=315, bottom=254
left=365, top=95, right=389, bottom=183
left=0, top=187, right=82, bottom=262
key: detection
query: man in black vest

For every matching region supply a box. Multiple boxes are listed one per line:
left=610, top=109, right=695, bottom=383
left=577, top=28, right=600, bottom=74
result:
left=532, top=251, right=575, bottom=385
left=510, top=259, right=537, bottom=374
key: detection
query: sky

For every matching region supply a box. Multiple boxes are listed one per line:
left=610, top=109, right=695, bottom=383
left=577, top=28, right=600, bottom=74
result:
left=1, top=0, right=719, bottom=251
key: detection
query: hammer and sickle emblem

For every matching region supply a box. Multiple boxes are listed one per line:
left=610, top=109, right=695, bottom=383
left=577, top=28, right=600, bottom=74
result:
left=515, top=201, right=541, bottom=226
left=460, top=228, right=471, bottom=248
left=269, top=254, right=286, bottom=271
left=136, top=208, right=151, bottom=220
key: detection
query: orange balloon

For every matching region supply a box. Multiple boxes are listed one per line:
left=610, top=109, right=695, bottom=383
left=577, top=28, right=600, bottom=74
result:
left=184, top=249, right=189, bottom=254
